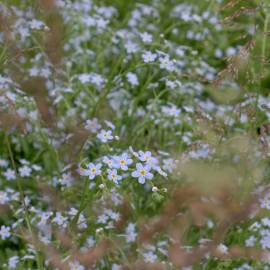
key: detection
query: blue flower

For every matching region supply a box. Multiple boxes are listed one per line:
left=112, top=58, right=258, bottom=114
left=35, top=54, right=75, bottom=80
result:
left=114, top=153, right=132, bottom=171
left=97, top=130, right=113, bottom=143
left=107, top=169, right=122, bottom=184
left=131, top=163, right=153, bottom=184
left=138, top=151, right=159, bottom=169
left=86, top=163, right=102, bottom=180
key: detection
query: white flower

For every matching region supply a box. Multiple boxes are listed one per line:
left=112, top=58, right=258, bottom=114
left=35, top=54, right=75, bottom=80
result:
left=125, top=40, right=139, bottom=54
left=0, top=191, right=9, bottom=204
left=52, top=212, right=68, bottom=227
left=142, top=51, right=157, bottom=63
left=125, top=223, right=137, bottom=243
left=226, top=47, right=237, bottom=56
left=109, top=211, right=120, bottom=221
left=68, top=208, right=78, bottom=216
left=29, top=19, right=44, bottom=30
left=162, top=159, right=177, bottom=172
left=19, top=165, right=32, bottom=177
left=138, top=151, right=152, bottom=162
left=166, top=80, right=178, bottom=89
left=131, top=163, right=153, bottom=184
left=261, top=235, right=270, bottom=249
left=8, top=256, right=19, bottom=269
left=90, top=73, right=105, bottom=88
left=260, top=196, right=270, bottom=210
left=78, top=73, right=105, bottom=87
left=156, top=167, right=167, bottom=177
left=217, top=243, right=228, bottom=254
left=143, top=251, right=157, bottom=263
left=159, top=56, right=175, bottom=71
left=215, top=48, right=223, bottom=58
left=107, top=169, right=122, bottom=184
left=0, top=159, right=8, bottom=167
left=78, top=166, right=89, bottom=177
left=0, top=225, right=11, bottom=240
left=140, top=32, right=153, bottom=43
left=129, top=146, right=139, bottom=158
left=262, top=218, right=270, bottom=228
left=99, top=183, right=105, bottom=189
left=98, top=213, right=109, bottom=224
left=189, top=144, right=210, bottom=159
left=114, top=153, right=132, bottom=171
left=69, top=261, right=85, bottom=270
left=103, top=156, right=114, bottom=168
left=37, top=212, right=53, bottom=227
left=85, top=163, right=102, bottom=180
left=86, top=236, right=95, bottom=248
left=112, top=264, right=122, bottom=270
left=126, top=72, right=139, bottom=87
left=96, top=18, right=108, bottom=29
left=138, top=151, right=159, bottom=169
left=61, top=173, right=74, bottom=187
left=85, top=118, right=101, bottom=133
left=32, top=164, right=42, bottom=171
left=97, top=130, right=113, bottom=143
left=245, top=236, right=256, bottom=247
left=78, top=73, right=91, bottom=83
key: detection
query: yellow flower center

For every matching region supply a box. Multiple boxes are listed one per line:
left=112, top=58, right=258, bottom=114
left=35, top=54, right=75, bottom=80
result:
left=120, top=160, right=125, bottom=165
left=140, top=169, right=146, bottom=176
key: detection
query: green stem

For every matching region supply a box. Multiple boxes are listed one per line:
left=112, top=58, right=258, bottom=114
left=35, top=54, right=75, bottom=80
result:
left=70, top=177, right=90, bottom=229
left=255, top=10, right=269, bottom=132
left=5, top=135, right=44, bottom=269
left=262, top=13, right=269, bottom=64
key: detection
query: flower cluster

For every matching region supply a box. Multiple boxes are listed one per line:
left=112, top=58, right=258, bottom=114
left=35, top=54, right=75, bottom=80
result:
left=0, top=0, right=269, bottom=269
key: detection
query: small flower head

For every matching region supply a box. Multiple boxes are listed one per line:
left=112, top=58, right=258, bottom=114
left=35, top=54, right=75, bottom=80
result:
left=140, top=32, right=153, bottom=44
left=19, top=165, right=32, bottom=177
left=0, top=225, right=11, bottom=240
left=8, top=256, right=19, bottom=269
left=86, top=163, right=102, bottom=180
left=69, top=260, right=85, bottom=270
left=85, top=118, right=101, bottom=133
left=132, top=163, right=153, bottom=184
left=163, top=158, right=177, bottom=173
left=114, top=153, right=132, bottom=171
left=138, top=151, right=159, bottom=169
left=97, top=129, right=113, bottom=143
left=142, top=51, right=157, bottom=63
left=107, top=169, right=122, bottom=184
left=3, top=168, right=16, bottom=181
left=126, top=72, right=139, bottom=87
left=103, top=156, right=114, bottom=168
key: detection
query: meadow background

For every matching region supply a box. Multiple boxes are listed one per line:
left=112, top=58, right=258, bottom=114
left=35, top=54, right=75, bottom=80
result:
left=0, top=0, right=270, bottom=269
